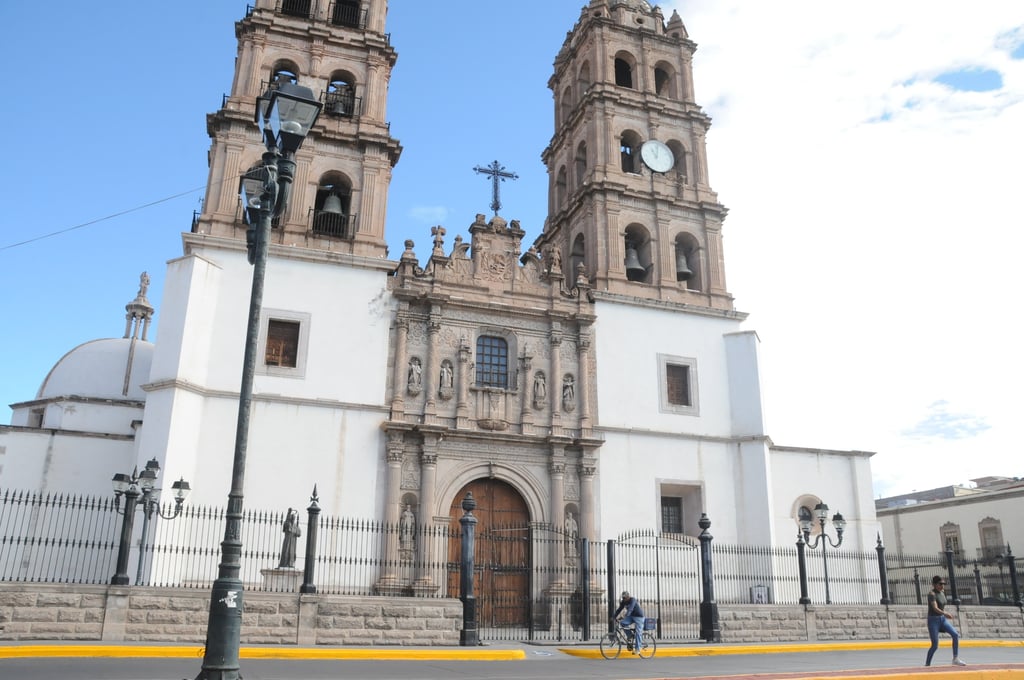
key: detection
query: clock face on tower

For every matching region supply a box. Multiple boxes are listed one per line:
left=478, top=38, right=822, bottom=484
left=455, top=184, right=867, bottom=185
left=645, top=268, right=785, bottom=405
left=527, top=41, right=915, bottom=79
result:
left=640, top=140, right=675, bottom=173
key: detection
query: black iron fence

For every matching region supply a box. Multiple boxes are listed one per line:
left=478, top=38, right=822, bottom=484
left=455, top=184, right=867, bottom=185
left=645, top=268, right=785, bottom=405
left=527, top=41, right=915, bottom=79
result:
left=2, top=488, right=1022, bottom=642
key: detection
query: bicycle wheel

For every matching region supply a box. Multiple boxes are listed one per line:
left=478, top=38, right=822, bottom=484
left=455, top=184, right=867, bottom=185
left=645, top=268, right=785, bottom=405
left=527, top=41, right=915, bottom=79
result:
left=637, top=631, right=657, bottom=658
left=599, top=631, right=622, bottom=659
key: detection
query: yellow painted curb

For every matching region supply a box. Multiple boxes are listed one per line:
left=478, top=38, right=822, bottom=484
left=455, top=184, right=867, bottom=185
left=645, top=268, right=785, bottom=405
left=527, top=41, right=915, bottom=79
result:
left=0, top=644, right=526, bottom=661
left=558, top=640, right=1024, bottom=659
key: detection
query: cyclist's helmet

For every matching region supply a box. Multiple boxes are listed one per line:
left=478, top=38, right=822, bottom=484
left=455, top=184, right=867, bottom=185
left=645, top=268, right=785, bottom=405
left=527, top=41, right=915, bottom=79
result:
left=620, top=591, right=630, bottom=600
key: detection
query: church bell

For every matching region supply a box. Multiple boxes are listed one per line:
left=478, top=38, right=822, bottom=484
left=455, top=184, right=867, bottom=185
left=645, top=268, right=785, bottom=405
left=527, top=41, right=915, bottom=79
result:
left=624, top=246, right=646, bottom=281
left=675, top=249, right=693, bottom=281
left=322, top=193, right=344, bottom=214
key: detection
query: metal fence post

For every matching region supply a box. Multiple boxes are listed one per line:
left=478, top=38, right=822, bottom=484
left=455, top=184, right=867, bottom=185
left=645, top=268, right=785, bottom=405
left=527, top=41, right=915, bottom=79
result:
left=300, top=486, right=320, bottom=594
left=944, top=541, right=961, bottom=605
left=913, top=568, right=922, bottom=605
left=459, top=492, right=479, bottom=646
left=876, top=535, right=890, bottom=605
left=697, top=513, right=721, bottom=642
left=606, top=539, right=616, bottom=633
left=580, top=537, right=591, bottom=641
left=796, top=531, right=810, bottom=605
left=973, top=561, right=983, bottom=604
left=1006, top=544, right=1021, bottom=606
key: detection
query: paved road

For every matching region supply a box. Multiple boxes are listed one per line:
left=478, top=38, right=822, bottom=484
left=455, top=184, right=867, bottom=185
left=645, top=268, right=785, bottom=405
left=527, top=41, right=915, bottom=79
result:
left=1, top=644, right=1022, bottom=680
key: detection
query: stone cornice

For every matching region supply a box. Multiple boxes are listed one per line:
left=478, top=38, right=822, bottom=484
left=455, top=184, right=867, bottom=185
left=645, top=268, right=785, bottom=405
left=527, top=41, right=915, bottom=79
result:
left=591, top=290, right=748, bottom=321
left=182, top=233, right=397, bottom=273
left=142, top=378, right=389, bottom=414
left=0, top=425, right=135, bottom=441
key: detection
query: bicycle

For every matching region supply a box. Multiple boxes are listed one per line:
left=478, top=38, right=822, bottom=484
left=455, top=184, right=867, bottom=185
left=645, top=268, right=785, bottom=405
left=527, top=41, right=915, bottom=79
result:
left=599, top=617, right=657, bottom=659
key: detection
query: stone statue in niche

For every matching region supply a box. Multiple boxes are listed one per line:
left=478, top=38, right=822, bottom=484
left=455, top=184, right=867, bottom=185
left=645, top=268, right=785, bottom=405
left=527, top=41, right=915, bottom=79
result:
left=278, top=508, right=302, bottom=568
left=399, top=504, right=416, bottom=553
left=533, top=371, right=547, bottom=409
left=564, top=511, right=578, bottom=557
left=407, top=357, right=422, bottom=395
left=562, top=374, right=576, bottom=412
left=439, top=360, right=454, bottom=400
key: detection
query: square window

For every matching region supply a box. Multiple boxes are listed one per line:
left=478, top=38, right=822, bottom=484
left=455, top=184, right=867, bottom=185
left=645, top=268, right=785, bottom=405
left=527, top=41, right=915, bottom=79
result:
left=258, top=309, right=311, bottom=378
left=666, top=364, right=690, bottom=406
left=661, top=497, right=683, bottom=534
left=657, top=354, right=698, bottom=416
left=266, top=320, right=299, bottom=368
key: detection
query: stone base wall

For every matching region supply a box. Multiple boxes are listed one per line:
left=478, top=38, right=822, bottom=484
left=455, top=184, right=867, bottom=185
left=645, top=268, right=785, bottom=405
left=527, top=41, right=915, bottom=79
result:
left=718, top=604, right=1024, bottom=643
left=2, top=584, right=1021, bottom=645
left=0, top=584, right=462, bottom=645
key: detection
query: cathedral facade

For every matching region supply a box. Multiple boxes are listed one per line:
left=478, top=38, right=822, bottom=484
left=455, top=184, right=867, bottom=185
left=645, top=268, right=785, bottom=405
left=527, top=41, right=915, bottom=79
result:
left=2, top=0, right=879, bottom=588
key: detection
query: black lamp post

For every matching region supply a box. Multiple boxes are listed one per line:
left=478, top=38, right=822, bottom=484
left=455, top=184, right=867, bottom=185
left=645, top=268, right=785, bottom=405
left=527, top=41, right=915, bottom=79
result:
left=800, top=502, right=846, bottom=604
left=110, top=458, right=190, bottom=586
left=196, top=80, right=321, bottom=680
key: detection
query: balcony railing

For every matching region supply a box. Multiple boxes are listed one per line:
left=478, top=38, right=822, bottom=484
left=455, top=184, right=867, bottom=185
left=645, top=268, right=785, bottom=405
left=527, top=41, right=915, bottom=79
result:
left=311, top=209, right=356, bottom=239
left=330, top=1, right=367, bottom=29
left=323, top=90, right=361, bottom=118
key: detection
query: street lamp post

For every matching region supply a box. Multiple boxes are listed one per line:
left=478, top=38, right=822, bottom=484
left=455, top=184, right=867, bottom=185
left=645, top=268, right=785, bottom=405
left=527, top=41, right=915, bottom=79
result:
left=196, top=80, right=321, bottom=680
left=110, top=458, right=190, bottom=586
left=800, top=502, right=846, bottom=604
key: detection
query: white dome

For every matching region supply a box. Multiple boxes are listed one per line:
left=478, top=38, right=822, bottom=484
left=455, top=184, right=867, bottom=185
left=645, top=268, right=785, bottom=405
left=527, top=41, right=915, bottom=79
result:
left=37, top=338, right=154, bottom=402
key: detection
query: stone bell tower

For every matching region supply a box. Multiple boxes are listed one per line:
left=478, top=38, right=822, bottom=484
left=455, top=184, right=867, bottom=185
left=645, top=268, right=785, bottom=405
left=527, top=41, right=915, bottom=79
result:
left=192, top=0, right=400, bottom=259
left=535, top=0, right=734, bottom=311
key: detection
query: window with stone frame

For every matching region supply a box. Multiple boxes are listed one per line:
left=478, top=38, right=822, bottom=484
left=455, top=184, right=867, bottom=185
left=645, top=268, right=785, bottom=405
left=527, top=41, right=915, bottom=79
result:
left=661, top=496, right=683, bottom=534
left=658, top=354, right=699, bottom=416
left=258, top=309, right=311, bottom=378
left=475, top=335, right=509, bottom=388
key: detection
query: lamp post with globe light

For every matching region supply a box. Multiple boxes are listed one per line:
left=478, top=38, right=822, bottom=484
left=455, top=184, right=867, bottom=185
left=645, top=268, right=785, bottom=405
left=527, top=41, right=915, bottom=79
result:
left=195, top=80, right=321, bottom=680
left=799, top=502, right=846, bottom=604
left=110, top=458, right=190, bottom=586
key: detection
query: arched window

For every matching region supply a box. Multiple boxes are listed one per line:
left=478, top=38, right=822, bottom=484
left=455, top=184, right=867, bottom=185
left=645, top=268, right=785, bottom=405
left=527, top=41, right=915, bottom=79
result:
left=560, top=85, right=573, bottom=125
left=674, top=232, right=701, bottom=290
left=556, top=166, right=568, bottom=210
left=475, top=335, right=508, bottom=388
left=325, top=73, right=358, bottom=117
left=312, top=174, right=354, bottom=238
left=614, top=54, right=635, bottom=88
left=578, top=61, right=591, bottom=98
left=331, top=0, right=362, bottom=28
left=654, top=62, right=677, bottom=98
left=624, top=224, right=652, bottom=283
left=620, top=131, right=641, bottom=173
left=570, top=233, right=586, bottom=279
left=575, top=141, right=587, bottom=187
left=280, top=0, right=311, bottom=19
left=667, top=140, right=688, bottom=183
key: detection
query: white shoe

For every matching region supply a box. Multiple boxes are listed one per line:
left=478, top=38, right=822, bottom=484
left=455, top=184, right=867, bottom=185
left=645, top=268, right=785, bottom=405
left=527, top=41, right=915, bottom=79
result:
left=952, top=657, right=967, bottom=666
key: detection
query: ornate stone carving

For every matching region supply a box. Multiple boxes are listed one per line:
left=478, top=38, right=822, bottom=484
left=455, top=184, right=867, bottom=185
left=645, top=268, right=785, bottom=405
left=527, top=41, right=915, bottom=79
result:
left=401, top=456, right=420, bottom=490
left=407, top=357, right=423, bottom=395
left=532, top=370, right=547, bottom=409
left=438, top=359, right=455, bottom=401
left=562, top=374, right=576, bottom=412
left=565, top=465, right=580, bottom=501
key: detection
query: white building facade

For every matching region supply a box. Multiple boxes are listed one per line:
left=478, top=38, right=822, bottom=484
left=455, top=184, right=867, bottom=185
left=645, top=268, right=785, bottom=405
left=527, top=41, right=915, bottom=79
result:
left=2, top=1, right=879, bottom=596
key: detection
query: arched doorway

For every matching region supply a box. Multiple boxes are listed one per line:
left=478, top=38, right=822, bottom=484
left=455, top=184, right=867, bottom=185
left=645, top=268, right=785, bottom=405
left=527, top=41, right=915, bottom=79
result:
left=448, top=478, right=531, bottom=628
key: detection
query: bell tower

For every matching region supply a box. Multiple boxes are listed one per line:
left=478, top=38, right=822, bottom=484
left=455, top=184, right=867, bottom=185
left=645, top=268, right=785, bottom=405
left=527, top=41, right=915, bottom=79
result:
left=192, top=0, right=400, bottom=259
left=536, top=0, right=733, bottom=311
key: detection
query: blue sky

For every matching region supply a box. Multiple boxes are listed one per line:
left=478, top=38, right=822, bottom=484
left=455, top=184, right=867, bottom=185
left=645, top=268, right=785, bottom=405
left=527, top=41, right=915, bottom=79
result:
left=2, top=1, right=1022, bottom=498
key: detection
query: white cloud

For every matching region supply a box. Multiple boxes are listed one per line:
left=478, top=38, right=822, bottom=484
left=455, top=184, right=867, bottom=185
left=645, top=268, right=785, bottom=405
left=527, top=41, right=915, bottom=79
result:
left=663, top=1, right=1024, bottom=497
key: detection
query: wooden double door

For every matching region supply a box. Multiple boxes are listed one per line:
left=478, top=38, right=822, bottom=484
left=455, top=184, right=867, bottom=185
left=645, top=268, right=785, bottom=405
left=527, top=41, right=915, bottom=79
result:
left=447, top=478, right=531, bottom=627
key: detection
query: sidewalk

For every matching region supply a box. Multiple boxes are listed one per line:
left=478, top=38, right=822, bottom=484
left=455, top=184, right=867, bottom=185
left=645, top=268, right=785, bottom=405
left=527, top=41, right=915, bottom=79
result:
left=1, top=638, right=1022, bottom=660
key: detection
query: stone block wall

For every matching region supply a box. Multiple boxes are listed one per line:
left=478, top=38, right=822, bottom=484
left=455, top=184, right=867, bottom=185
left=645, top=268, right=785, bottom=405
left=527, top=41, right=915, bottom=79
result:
left=717, top=604, right=1024, bottom=643
left=2, top=584, right=1021, bottom=645
left=0, top=584, right=462, bottom=645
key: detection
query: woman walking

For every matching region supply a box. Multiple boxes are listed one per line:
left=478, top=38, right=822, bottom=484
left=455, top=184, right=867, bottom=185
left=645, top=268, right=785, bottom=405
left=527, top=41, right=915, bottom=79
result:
left=926, top=575, right=966, bottom=666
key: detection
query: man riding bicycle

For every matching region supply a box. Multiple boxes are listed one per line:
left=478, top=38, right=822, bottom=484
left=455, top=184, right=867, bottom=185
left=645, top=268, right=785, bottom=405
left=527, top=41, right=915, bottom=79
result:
left=612, top=591, right=645, bottom=652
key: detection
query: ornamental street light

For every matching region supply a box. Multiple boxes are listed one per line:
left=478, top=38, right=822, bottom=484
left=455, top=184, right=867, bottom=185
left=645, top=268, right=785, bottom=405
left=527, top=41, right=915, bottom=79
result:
left=799, top=502, right=846, bottom=604
left=196, top=80, right=321, bottom=680
left=110, top=458, right=190, bottom=586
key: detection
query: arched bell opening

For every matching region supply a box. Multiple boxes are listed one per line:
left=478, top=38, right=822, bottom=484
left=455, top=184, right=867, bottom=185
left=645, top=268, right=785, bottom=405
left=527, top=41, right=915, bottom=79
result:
left=311, top=174, right=354, bottom=238
left=324, top=71, right=358, bottom=118
left=624, top=225, right=652, bottom=283
left=673, top=233, right=701, bottom=290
